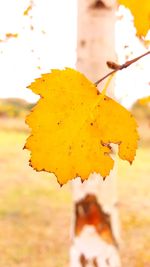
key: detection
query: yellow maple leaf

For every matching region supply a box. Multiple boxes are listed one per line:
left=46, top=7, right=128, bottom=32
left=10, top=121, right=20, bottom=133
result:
left=25, top=68, right=138, bottom=185
left=118, top=0, right=150, bottom=37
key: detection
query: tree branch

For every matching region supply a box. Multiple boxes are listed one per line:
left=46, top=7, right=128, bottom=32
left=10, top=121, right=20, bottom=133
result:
left=94, top=50, right=150, bottom=86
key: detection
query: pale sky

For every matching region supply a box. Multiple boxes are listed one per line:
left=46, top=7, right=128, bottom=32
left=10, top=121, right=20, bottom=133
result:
left=115, top=6, right=150, bottom=107
left=0, top=0, right=149, bottom=107
left=0, top=0, right=77, bottom=102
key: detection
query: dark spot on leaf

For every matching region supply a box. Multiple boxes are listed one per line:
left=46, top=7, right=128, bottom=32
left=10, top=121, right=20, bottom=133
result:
left=101, top=141, right=112, bottom=150
left=90, top=122, right=93, bottom=126
left=68, top=146, right=72, bottom=156
left=97, top=90, right=100, bottom=95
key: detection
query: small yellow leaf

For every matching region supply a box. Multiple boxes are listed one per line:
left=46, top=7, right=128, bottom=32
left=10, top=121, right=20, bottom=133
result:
left=118, top=0, right=150, bottom=37
left=25, top=68, right=138, bottom=185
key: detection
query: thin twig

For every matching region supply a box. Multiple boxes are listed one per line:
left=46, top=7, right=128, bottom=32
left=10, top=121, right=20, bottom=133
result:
left=95, top=50, right=150, bottom=86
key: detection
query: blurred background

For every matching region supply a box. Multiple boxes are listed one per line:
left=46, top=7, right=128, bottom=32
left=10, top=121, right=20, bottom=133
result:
left=0, top=0, right=150, bottom=266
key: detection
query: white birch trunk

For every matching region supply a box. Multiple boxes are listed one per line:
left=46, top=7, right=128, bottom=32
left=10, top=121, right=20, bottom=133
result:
left=70, top=1, right=121, bottom=266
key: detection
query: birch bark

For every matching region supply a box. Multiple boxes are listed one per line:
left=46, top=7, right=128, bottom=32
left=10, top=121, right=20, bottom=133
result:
left=70, top=1, right=121, bottom=266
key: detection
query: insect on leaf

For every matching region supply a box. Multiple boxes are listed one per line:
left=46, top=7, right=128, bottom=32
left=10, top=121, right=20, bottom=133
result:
left=25, top=68, right=138, bottom=185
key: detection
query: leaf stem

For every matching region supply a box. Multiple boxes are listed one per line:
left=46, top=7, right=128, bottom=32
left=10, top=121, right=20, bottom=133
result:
left=95, top=50, right=150, bottom=86
left=101, top=73, right=115, bottom=95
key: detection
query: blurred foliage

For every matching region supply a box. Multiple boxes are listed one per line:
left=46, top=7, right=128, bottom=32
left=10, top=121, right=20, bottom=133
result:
left=0, top=97, right=149, bottom=146
left=131, top=100, right=150, bottom=121
left=131, top=100, right=150, bottom=146
left=0, top=129, right=149, bottom=267
left=0, top=97, right=149, bottom=121
left=0, top=98, right=34, bottom=118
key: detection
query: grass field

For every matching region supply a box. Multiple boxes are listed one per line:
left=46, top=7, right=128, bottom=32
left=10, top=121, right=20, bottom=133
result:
left=0, top=119, right=150, bottom=267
